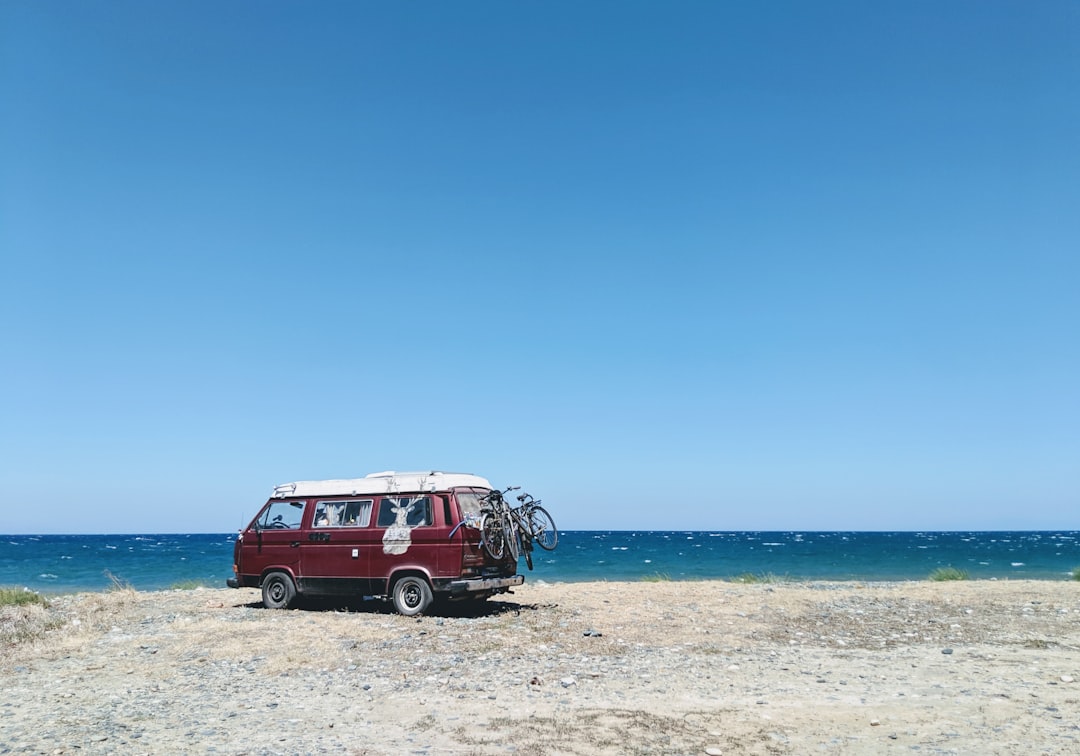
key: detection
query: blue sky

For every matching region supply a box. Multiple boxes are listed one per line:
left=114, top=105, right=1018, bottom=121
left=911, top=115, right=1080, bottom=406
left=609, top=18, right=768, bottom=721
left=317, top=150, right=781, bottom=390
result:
left=2, top=1, right=1077, bottom=534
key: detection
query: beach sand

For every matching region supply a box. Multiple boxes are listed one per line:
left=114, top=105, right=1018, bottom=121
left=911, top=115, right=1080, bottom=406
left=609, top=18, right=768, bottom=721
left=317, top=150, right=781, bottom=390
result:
left=2, top=580, right=1079, bottom=754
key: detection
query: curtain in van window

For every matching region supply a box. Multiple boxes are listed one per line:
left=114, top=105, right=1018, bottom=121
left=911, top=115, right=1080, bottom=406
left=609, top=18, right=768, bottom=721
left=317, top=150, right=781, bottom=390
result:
left=314, top=500, right=373, bottom=527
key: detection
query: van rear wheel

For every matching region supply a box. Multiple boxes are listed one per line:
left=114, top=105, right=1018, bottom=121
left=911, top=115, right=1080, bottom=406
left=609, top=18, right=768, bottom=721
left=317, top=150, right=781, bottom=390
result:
left=392, top=576, right=433, bottom=616
left=262, top=571, right=296, bottom=609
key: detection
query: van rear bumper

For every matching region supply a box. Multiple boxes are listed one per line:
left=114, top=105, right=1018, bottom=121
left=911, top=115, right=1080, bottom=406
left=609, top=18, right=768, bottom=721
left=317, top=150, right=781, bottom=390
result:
left=446, top=575, right=524, bottom=595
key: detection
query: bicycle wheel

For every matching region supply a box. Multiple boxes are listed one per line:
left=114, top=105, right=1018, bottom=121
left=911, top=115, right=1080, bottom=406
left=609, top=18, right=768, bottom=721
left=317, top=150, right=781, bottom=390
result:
left=521, top=536, right=534, bottom=570
left=527, top=505, right=558, bottom=550
left=480, top=513, right=505, bottom=560
left=503, top=514, right=519, bottom=561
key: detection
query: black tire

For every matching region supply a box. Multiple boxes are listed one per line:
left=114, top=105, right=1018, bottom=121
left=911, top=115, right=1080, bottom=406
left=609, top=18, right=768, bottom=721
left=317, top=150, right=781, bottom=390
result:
left=261, top=571, right=296, bottom=609
left=522, top=538, right=534, bottom=570
left=481, top=513, right=505, bottom=560
left=392, top=575, right=433, bottom=616
left=527, top=506, right=559, bottom=550
left=503, top=515, right=519, bottom=561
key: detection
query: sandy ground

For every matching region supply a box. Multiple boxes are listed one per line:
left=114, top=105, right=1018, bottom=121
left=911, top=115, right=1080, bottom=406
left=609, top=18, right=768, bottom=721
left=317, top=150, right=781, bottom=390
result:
left=2, top=580, right=1079, bottom=755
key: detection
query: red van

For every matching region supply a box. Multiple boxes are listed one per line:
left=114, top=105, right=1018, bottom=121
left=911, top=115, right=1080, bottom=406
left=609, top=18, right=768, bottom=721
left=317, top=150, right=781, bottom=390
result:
left=226, top=471, right=523, bottom=615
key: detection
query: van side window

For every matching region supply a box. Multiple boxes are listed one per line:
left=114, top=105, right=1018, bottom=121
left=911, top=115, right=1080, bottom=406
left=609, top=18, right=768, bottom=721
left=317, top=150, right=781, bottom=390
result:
left=376, top=497, right=432, bottom=528
left=257, top=501, right=304, bottom=530
left=314, top=500, right=373, bottom=528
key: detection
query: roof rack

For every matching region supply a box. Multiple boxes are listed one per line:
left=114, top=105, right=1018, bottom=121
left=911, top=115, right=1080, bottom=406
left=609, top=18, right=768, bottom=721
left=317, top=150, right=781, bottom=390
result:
left=271, top=471, right=492, bottom=498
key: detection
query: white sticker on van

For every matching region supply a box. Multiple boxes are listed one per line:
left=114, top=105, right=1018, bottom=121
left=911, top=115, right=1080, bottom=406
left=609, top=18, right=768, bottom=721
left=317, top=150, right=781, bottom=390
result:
left=382, top=499, right=416, bottom=555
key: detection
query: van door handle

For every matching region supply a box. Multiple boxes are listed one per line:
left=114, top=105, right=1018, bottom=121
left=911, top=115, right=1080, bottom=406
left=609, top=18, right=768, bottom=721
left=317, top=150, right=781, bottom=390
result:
left=290, top=541, right=300, bottom=548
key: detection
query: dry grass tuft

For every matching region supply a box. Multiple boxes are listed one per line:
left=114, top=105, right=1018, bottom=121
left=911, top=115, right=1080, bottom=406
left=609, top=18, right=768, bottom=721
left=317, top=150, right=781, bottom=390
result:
left=2, top=584, right=144, bottom=666
left=1, top=602, right=62, bottom=651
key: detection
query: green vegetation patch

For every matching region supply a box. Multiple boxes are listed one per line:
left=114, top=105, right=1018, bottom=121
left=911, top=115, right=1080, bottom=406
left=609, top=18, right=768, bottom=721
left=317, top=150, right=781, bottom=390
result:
left=640, top=572, right=672, bottom=582
left=929, top=567, right=969, bottom=581
left=0, top=587, right=48, bottom=609
left=1071, top=566, right=1080, bottom=582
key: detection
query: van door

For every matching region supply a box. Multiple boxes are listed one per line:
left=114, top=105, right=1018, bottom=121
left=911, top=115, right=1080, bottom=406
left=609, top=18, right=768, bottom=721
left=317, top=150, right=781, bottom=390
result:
left=244, top=499, right=306, bottom=579
left=298, top=499, right=374, bottom=596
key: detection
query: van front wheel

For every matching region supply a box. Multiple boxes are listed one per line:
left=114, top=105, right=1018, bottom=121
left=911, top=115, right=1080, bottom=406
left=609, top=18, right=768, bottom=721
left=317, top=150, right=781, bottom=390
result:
left=392, top=576, right=433, bottom=616
left=262, top=571, right=296, bottom=609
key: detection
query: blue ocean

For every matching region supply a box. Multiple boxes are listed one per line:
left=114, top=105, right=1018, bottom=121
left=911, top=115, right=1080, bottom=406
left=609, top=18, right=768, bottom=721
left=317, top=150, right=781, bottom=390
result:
left=3, top=531, right=1079, bottom=593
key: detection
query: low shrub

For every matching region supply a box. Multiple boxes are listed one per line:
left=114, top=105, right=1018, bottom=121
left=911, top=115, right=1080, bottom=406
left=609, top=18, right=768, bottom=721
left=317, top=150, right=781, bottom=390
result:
left=0, top=587, right=48, bottom=609
left=929, top=567, right=969, bottom=581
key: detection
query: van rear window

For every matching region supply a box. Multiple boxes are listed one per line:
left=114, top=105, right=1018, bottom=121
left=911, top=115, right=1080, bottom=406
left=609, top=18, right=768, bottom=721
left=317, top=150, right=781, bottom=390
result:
left=376, top=497, right=432, bottom=528
left=456, top=492, right=485, bottom=518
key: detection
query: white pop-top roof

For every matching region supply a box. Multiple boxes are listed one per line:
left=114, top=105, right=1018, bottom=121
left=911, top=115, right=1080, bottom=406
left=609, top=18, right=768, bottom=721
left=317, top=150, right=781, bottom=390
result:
left=271, top=471, right=492, bottom=499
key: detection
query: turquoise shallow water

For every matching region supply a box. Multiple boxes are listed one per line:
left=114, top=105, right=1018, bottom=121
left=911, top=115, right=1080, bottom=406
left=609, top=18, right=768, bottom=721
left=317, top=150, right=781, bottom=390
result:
left=2, top=531, right=1078, bottom=593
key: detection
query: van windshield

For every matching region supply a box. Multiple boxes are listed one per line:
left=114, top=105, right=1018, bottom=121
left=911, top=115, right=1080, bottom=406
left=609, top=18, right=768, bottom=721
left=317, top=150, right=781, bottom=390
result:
left=256, top=501, right=304, bottom=530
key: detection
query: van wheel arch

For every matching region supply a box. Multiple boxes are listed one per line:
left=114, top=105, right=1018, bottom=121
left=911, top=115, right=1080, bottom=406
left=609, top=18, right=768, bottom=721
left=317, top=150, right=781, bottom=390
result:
left=390, top=572, right=434, bottom=616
